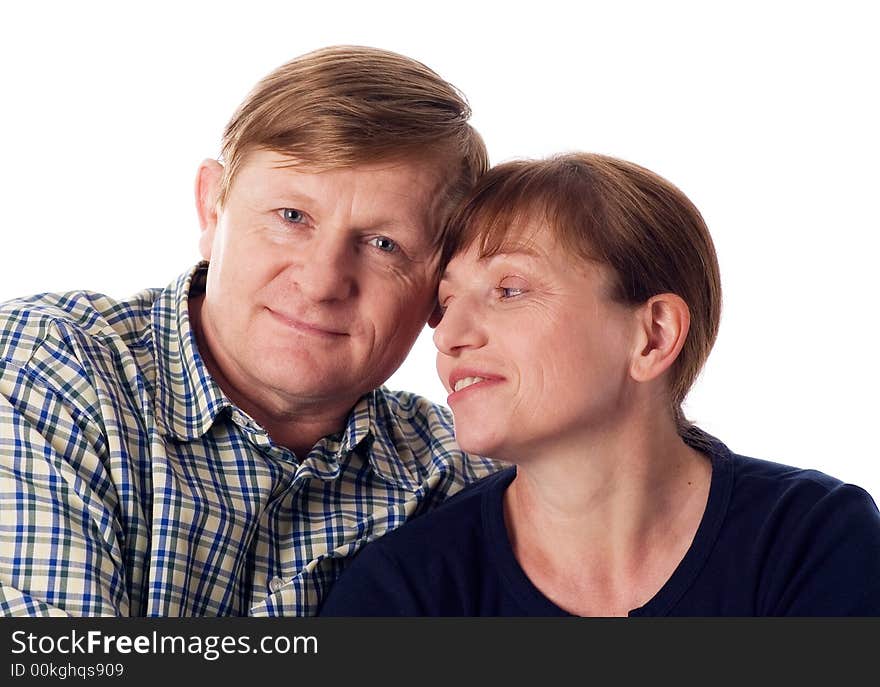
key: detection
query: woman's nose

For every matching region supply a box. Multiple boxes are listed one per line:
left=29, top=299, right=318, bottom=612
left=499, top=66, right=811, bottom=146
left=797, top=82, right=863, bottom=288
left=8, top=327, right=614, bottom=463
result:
left=433, top=300, right=486, bottom=355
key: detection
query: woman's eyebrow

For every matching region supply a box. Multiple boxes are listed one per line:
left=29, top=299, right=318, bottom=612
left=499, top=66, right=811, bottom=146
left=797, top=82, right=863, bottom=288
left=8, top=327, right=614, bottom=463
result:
left=441, top=243, right=546, bottom=281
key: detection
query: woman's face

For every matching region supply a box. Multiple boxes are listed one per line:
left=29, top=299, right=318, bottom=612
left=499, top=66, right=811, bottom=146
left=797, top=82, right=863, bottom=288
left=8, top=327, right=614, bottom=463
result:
left=434, top=223, right=639, bottom=461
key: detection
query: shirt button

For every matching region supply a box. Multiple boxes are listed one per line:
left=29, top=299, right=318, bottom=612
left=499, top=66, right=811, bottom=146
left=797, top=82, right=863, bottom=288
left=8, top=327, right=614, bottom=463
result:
left=268, top=577, right=286, bottom=593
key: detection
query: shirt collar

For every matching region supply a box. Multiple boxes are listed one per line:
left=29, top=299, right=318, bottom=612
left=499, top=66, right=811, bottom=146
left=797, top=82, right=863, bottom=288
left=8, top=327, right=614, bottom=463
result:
left=152, top=263, right=422, bottom=491
left=334, top=388, right=421, bottom=492
left=153, top=262, right=232, bottom=440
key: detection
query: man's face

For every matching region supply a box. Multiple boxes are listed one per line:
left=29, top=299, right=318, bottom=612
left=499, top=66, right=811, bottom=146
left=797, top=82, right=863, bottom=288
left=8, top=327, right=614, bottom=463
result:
left=195, top=149, right=444, bottom=416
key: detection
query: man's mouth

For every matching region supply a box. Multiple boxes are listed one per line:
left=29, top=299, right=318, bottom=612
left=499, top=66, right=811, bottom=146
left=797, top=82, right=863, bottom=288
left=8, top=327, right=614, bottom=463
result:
left=267, top=308, right=348, bottom=336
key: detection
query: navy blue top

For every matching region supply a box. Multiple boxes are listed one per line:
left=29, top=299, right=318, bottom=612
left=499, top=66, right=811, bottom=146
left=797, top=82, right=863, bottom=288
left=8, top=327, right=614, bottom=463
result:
left=320, top=431, right=880, bottom=616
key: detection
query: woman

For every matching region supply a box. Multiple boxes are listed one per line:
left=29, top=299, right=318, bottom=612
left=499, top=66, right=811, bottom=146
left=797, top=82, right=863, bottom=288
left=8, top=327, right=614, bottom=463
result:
left=320, top=153, right=880, bottom=616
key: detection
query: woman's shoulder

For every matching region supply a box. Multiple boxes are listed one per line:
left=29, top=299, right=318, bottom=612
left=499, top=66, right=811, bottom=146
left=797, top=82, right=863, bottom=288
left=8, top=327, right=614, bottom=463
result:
left=686, top=426, right=876, bottom=511
left=686, top=426, right=880, bottom=565
left=674, top=429, right=880, bottom=615
left=709, top=439, right=880, bottom=588
left=729, top=447, right=877, bottom=515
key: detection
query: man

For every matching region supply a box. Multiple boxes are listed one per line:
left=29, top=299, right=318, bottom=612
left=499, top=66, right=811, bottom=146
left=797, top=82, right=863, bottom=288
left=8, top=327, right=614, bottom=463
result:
left=0, top=45, right=499, bottom=616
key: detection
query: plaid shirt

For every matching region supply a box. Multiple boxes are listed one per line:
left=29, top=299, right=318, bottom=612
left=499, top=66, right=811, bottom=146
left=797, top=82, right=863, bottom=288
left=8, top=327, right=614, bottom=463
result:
left=0, top=263, right=499, bottom=616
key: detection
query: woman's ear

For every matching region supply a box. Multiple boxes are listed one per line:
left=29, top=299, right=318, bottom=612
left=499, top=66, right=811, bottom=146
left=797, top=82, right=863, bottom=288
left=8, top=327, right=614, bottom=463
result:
left=630, top=293, right=691, bottom=383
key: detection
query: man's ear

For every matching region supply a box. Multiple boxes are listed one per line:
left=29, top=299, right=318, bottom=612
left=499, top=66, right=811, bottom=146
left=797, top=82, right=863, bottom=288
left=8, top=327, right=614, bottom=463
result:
left=195, top=159, right=224, bottom=260
left=427, top=301, right=444, bottom=328
left=630, top=294, right=691, bottom=383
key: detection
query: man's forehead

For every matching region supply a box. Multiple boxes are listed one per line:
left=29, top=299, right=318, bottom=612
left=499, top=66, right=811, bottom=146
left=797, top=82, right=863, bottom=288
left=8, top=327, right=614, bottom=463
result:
left=235, top=149, right=327, bottom=176
left=240, top=147, right=443, bottom=180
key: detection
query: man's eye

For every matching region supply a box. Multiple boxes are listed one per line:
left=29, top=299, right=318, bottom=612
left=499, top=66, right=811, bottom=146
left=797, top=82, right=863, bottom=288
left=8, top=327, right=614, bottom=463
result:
left=369, top=236, right=399, bottom=253
left=281, top=208, right=306, bottom=224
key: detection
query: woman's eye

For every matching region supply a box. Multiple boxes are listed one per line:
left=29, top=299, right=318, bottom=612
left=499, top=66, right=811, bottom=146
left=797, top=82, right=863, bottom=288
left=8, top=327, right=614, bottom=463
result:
left=281, top=208, right=307, bottom=224
left=369, top=236, right=399, bottom=253
left=499, top=286, right=525, bottom=299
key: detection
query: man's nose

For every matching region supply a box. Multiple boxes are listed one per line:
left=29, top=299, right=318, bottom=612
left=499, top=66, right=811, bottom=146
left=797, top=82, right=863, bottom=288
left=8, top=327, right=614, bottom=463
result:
left=292, top=232, right=356, bottom=302
left=433, top=299, right=486, bottom=355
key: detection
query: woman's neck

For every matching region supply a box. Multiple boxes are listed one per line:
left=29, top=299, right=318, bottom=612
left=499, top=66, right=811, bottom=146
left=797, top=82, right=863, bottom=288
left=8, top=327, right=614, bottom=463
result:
left=502, top=416, right=712, bottom=616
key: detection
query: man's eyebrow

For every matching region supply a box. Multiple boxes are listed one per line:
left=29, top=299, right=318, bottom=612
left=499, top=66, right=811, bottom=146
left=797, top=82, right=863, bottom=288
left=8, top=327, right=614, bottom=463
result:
left=264, top=184, right=320, bottom=207
left=369, top=218, right=424, bottom=235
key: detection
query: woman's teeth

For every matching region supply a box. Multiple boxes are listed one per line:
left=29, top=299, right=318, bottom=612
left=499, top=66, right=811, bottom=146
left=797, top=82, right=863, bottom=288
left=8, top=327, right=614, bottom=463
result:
left=454, top=376, right=486, bottom=392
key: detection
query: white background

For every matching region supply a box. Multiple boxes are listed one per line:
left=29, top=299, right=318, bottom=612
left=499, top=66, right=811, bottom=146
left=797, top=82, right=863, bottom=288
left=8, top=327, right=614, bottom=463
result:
left=2, top=1, right=877, bottom=498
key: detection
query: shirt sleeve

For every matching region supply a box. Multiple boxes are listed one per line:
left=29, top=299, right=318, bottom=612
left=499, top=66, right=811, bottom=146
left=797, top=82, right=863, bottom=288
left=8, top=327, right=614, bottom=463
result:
left=0, top=360, right=130, bottom=616
left=765, top=483, right=880, bottom=616
left=318, top=541, right=427, bottom=616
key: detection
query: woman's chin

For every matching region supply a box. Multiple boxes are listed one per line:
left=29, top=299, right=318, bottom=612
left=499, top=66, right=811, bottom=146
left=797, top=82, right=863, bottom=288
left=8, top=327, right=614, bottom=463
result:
left=453, top=427, right=507, bottom=460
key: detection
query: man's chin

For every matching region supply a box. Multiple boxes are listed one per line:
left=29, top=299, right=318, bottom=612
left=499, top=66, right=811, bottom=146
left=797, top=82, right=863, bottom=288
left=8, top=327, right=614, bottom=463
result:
left=263, top=371, right=369, bottom=406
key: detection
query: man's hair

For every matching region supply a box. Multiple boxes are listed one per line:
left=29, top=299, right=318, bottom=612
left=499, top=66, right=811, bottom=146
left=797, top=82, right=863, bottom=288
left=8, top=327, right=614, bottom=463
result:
left=217, top=45, right=488, bottom=239
left=442, top=153, right=722, bottom=433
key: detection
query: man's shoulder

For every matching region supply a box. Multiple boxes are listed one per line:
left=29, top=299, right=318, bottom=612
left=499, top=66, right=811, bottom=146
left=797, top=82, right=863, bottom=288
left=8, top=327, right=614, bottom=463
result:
left=375, top=387, right=460, bottom=459
left=373, top=387, right=504, bottom=488
left=377, top=467, right=508, bottom=552
left=0, top=287, right=161, bottom=366
left=378, top=387, right=454, bottom=427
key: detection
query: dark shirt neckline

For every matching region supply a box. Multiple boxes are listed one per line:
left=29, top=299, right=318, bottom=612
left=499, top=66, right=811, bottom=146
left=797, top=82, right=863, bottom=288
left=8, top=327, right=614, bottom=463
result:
left=481, top=430, right=736, bottom=617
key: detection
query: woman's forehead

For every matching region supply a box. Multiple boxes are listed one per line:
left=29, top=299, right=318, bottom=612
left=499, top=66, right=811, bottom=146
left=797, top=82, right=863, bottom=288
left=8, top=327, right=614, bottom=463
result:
left=467, top=214, right=555, bottom=256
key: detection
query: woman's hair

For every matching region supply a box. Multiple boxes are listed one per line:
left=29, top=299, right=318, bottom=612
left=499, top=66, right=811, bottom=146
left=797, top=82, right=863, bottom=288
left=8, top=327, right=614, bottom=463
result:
left=217, top=45, right=488, bottom=236
left=442, top=153, right=722, bottom=432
